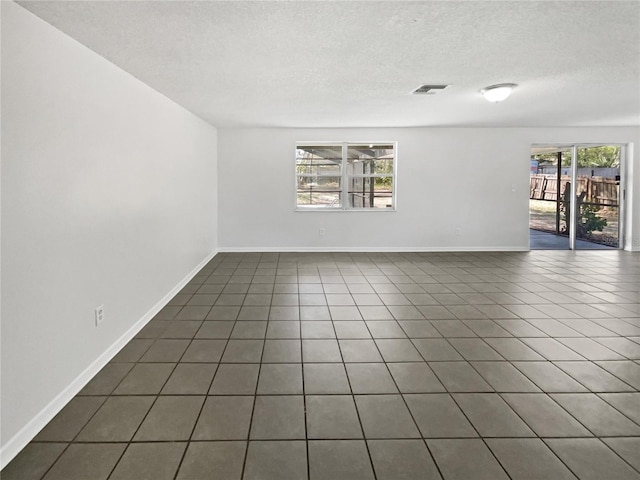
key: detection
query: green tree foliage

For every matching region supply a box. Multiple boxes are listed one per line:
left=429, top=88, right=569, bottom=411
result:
left=560, top=191, right=608, bottom=238
left=533, top=146, right=620, bottom=168
left=574, top=146, right=620, bottom=167
left=373, top=159, right=393, bottom=189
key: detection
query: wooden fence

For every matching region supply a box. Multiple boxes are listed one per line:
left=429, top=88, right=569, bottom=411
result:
left=530, top=175, right=618, bottom=206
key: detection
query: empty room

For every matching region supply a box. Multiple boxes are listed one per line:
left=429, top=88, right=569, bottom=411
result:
left=1, top=1, right=640, bottom=479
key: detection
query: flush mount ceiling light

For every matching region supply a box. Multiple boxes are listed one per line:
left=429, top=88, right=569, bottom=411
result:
left=480, top=83, right=517, bottom=102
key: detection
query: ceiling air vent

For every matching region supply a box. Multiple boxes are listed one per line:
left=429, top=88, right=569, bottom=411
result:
left=412, top=84, right=449, bottom=95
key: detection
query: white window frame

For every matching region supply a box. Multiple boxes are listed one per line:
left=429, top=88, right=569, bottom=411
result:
left=295, top=141, right=397, bottom=211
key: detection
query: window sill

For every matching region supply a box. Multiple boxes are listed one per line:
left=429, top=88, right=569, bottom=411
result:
left=295, top=208, right=396, bottom=212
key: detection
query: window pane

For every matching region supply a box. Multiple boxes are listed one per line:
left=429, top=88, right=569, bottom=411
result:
left=297, top=145, right=342, bottom=160
left=347, top=158, right=393, bottom=175
left=347, top=145, right=394, bottom=177
left=347, top=144, right=394, bottom=156
left=296, top=145, right=342, bottom=176
left=297, top=175, right=341, bottom=207
left=296, top=145, right=342, bottom=208
left=296, top=162, right=341, bottom=176
left=347, top=177, right=393, bottom=209
left=296, top=142, right=395, bottom=210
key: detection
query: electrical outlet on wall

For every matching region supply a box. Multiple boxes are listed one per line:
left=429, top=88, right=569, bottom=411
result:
left=455, top=226, right=462, bottom=236
left=319, top=228, right=326, bottom=238
left=95, top=305, right=105, bottom=326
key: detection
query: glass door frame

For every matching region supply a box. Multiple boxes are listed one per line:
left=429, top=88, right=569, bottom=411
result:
left=531, top=143, right=627, bottom=250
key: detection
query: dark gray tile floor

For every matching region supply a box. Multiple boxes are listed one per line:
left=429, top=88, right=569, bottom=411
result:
left=3, top=250, right=640, bottom=479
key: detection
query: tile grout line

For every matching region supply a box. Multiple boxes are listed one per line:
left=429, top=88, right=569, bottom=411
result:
left=298, top=257, right=311, bottom=480
left=239, top=252, right=271, bottom=480
left=115, top=261, right=221, bottom=479
left=67, top=304, right=187, bottom=480
left=329, top=265, right=378, bottom=480
left=105, top=299, right=201, bottom=480
left=168, top=256, right=239, bottom=480
left=358, top=287, right=449, bottom=480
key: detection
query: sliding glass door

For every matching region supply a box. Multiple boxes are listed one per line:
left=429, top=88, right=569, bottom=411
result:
left=530, top=144, right=623, bottom=250
left=572, top=146, right=621, bottom=248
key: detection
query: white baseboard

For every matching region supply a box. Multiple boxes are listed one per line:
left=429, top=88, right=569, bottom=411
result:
left=0, top=250, right=218, bottom=469
left=217, top=246, right=530, bottom=252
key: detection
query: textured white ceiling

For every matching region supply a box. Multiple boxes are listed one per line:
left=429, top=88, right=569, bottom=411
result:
left=16, top=0, right=640, bottom=128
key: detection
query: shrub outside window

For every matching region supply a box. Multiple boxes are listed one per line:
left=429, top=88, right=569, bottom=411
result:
left=296, top=142, right=395, bottom=210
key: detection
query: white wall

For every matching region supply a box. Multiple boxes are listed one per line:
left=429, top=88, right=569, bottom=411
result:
left=218, top=127, right=639, bottom=251
left=1, top=2, right=218, bottom=463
